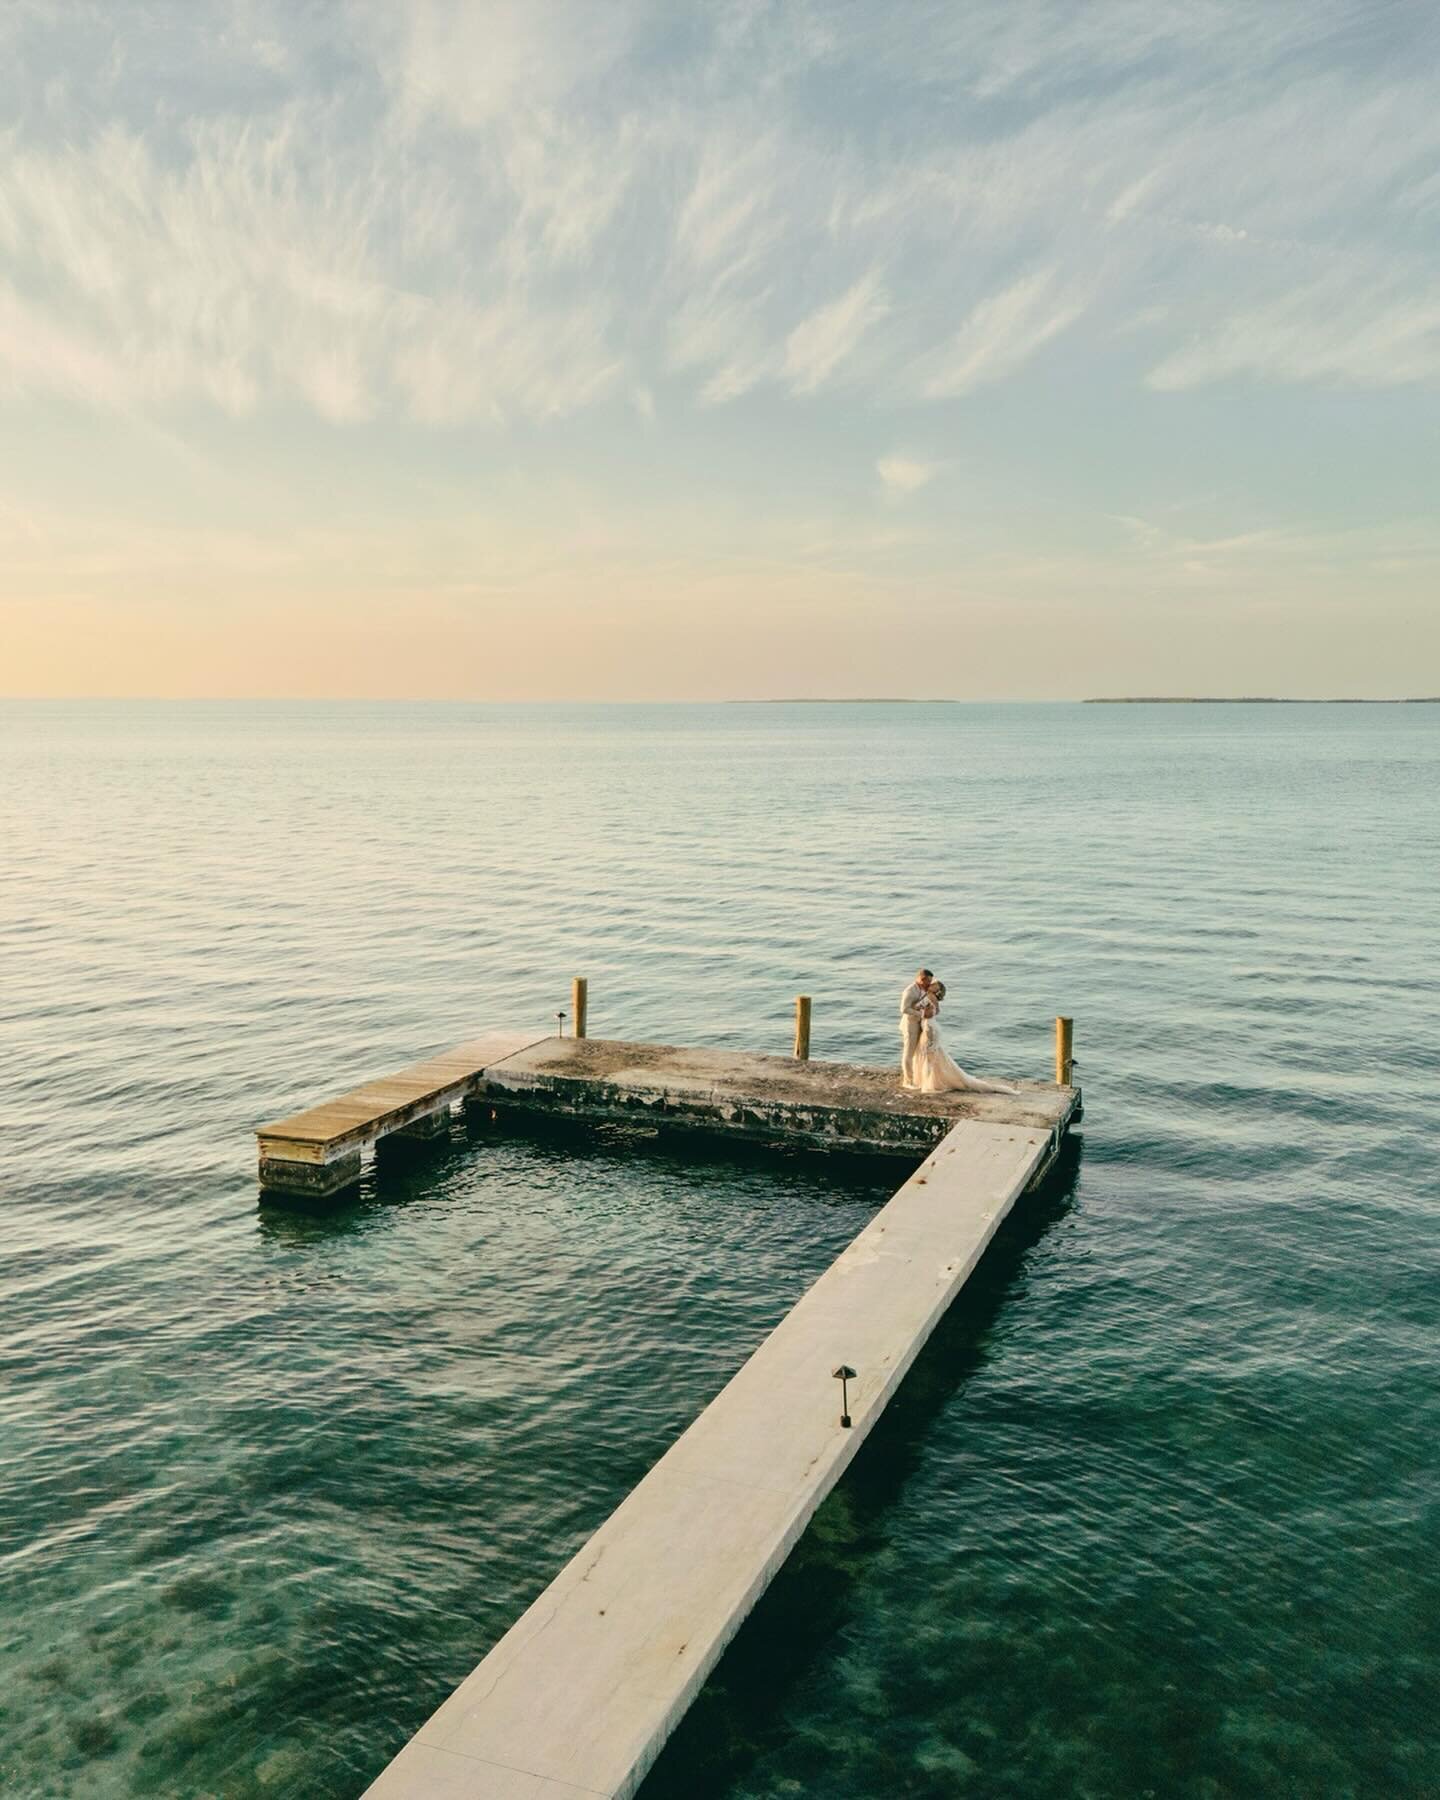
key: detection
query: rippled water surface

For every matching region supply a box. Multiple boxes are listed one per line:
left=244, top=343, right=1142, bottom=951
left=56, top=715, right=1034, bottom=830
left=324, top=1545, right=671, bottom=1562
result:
left=3, top=701, right=1438, bottom=1798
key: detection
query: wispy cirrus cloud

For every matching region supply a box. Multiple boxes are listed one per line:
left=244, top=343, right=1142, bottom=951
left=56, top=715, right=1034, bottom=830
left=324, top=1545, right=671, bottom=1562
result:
left=364, top=0, right=649, bottom=131
left=1147, top=270, right=1440, bottom=390
left=0, top=110, right=623, bottom=424
left=921, top=268, right=1086, bottom=398
left=785, top=270, right=889, bottom=394
left=0, top=0, right=1437, bottom=434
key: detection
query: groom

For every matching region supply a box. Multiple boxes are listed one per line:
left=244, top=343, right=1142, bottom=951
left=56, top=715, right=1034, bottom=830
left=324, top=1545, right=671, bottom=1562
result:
left=899, top=968, right=935, bottom=1090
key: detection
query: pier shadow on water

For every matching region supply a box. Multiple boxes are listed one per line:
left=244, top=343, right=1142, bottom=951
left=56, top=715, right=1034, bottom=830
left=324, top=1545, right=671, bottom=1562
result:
left=640, top=1139, right=1084, bottom=1800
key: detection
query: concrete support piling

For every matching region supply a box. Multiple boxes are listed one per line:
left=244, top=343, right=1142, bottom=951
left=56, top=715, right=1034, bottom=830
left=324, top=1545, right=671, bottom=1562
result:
left=397, top=1107, right=450, bottom=1139
left=376, top=1107, right=452, bottom=1160
left=257, top=1147, right=362, bottom=1200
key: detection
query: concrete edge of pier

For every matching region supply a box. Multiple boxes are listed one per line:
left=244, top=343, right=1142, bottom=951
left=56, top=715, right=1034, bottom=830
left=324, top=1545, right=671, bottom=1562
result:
left=477, top=1036, right=1073, bottom=1161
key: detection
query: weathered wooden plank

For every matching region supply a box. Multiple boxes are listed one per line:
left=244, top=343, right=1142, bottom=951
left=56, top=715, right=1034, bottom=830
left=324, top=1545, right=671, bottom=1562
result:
left=258, top=1033, right=552, bottom=1148
left=255, top=1033, right=554, bottom=1190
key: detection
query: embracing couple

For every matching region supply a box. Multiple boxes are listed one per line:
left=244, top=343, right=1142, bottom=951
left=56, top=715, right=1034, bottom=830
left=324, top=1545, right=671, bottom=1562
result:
left=899, top=968, right=1018, bottom=1096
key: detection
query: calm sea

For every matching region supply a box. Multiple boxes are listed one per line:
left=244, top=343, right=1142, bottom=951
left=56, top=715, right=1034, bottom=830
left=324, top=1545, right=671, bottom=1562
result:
left=3, top=701, right=1437, bottom=1799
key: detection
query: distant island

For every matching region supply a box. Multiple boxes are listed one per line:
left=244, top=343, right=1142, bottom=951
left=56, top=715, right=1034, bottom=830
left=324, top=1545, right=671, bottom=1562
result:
left=733, top=696, right=1440, bottom=705
left=1085, top=696, right=1439, bottom=705
left=736, top=697, right=960, bottom=704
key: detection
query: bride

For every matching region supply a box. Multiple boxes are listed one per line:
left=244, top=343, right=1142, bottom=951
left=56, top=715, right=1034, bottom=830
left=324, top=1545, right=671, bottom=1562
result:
left=913, top=981, right=1020, bottom=1096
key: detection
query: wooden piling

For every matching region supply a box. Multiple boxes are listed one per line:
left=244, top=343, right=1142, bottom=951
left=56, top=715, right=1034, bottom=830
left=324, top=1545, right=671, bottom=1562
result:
left=1055, top=1015, right=1074, bottom=1086
left=794, top=994, right=812, bottom=1061
left=572, top=977, right=588, bottom=1041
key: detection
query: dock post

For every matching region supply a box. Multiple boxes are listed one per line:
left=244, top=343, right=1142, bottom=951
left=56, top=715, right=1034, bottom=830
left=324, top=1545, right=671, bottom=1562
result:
left=572, top=977, right=588, bottom=1040
left=1055, top=1015, right=1074, bottom=1086
left=794, top=995, right=812, bottom=1061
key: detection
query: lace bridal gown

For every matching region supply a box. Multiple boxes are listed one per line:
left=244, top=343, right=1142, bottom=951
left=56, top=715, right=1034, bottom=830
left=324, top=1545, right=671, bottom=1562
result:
left=917, top=1014, right=1019, bottom=1096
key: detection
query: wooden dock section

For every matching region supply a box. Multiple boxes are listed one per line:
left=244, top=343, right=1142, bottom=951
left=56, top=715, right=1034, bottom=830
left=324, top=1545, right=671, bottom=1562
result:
left=361, top=1113, right=1064, bottom=1799
left=256, top=1031, right=549, bottom=1197
left=257, top=1032, right=1077, bottom=1197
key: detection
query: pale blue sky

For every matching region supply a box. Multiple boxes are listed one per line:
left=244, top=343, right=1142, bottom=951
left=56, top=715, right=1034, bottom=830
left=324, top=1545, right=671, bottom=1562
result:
left=2, top=1, right=1437, bottom=697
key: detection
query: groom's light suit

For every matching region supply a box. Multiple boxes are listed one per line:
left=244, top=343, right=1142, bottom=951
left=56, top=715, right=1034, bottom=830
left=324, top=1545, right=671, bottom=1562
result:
left=899, top=981, right=929, bottom=1086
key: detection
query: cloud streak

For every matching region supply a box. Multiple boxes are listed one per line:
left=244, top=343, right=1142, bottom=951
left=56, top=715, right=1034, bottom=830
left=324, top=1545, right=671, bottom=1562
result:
left=0, top=1, right=1434, bottom=429
left=785, top=270, right=889, bottom=394
left=922, top=269, right=1085, bottom=398
left=1148, top=271, right=1440, bottom=390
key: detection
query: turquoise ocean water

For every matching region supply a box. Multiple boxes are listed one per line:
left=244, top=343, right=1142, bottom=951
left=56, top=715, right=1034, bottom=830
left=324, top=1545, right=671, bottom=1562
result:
left=3, top=701, right=1437, bottom=1798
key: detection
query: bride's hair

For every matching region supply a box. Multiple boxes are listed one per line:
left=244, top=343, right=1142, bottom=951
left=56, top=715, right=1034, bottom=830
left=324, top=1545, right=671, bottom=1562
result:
left=929, top=980, right=946, bottom=1002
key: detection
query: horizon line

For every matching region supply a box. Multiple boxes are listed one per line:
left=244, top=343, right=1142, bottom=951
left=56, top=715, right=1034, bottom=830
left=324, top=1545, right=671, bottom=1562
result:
left=3, top=694, right=1439, bottom=707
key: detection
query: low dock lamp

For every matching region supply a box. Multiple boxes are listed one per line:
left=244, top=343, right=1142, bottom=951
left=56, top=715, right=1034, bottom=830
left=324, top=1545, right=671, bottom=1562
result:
left=833, top=1364, right=856, bottom=1429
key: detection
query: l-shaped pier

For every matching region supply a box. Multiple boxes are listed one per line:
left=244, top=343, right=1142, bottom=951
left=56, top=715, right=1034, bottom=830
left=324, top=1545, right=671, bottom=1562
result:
left=255, top=1023, right=1080, bottom=1798
left=257, top=1031, right=1076, bottom=1197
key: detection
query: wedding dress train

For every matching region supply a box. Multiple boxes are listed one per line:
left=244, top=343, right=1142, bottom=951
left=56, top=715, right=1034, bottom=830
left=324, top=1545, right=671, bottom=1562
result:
left=917, top=1016, right=1019, bottom=1096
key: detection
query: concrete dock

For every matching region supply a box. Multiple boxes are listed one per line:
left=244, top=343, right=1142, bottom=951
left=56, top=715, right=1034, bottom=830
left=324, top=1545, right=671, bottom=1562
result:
left=257, top=1022, right=1079, bottom=1795
left=361, top=1113, right=1063, bottom=1799
left=257, top=1033, right=1075, bottom=1197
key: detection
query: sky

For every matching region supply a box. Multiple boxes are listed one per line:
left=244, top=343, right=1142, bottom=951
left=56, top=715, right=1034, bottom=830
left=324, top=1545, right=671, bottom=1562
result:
left=2, top=0, right=1437, bottom=700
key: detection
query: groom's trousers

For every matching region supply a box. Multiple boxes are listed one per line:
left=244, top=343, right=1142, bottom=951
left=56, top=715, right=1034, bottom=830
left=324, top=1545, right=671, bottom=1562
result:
left=900, top=1015, right=922, bottom=1086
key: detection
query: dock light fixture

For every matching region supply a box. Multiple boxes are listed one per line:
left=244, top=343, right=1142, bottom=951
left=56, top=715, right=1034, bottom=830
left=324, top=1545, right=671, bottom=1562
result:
left=833, top=1364, right=856, bottom=1429
left=556, top=1010, right=567, bottom=1037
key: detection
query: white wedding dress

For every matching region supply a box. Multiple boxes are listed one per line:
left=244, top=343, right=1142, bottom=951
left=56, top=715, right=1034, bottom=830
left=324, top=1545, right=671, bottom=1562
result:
left=917, top=1015, right=1019, bottom=1096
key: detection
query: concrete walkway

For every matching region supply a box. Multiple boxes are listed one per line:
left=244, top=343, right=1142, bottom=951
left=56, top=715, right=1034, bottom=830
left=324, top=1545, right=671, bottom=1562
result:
left=479, top=1036, right=1071, bottom=1156
left=363, top=1116, right=1052, bottom=1799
